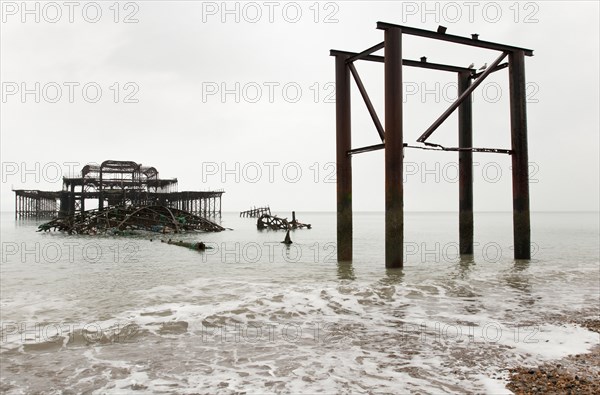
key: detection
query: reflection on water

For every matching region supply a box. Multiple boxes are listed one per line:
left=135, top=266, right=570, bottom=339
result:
left=336, top=261, right=355, bottom=280
left=383, top=268, right=404, bottom=286
left=457, top=256, right=476, bottom=279
left=504, top=259, right=532, bottom=293
left=513, top=259, right=530, bottom=272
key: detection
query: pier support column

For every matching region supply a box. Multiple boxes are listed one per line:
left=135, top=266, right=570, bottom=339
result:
left=69, top=184, right=76, bottom=216
left=458, top=71, right=474, bottom=255
left=384, top=26, right=403, bottom=268
left=335, top=53, right=352, bottom=261
left=509, top=50, right=531, bottom=259
left=98, top=171, right=104, bottom=211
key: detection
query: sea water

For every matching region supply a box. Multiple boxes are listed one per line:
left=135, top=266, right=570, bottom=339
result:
left=1, top=211, right=598, bottom=393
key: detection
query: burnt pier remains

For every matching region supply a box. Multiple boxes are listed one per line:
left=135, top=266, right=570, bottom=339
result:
left=240, top=206, right=271, bottom=218
left=257, top=211, right=311, bottom=230
left=38, top=205, right=225, bottom=234
left=14, top=160, right=224, bottom=218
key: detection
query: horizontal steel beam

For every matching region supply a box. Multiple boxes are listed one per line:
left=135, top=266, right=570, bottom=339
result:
left=348, top=142, right=512, bottom=156
left=330, top=49, right=383, bottom=63
left=376, top=22, right=534, bottom=56
left=418, top=142, right=512, bottom=154
left=330, top=49, right=474, bottom=73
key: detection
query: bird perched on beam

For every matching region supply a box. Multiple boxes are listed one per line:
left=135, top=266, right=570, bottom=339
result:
left=467, top=63, right=474, bottom=69
left=478, top=63, right=487, bottom=71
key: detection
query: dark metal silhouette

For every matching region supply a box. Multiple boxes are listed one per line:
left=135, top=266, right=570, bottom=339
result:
left=38, top=205, right=225, bottom=234
left=240, top=206, right=271, bottom=217
left=331, top=22, right=533, bottom=267
left=257, top=211, right=311, bottom=230
left=14, top=160, right=223, bottom=218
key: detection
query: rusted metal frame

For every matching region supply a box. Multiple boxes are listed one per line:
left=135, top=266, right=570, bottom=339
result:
left=376, top=22, right=534, bottom=56
left=417, top=51, right=508, bottom=143
left=345, top=41, right=384, bottom=64
left=384, top=26, right=404, bottom=268
left=403, top=58, right=474, bottom=74
left=348, top=63, right=385, bottom=142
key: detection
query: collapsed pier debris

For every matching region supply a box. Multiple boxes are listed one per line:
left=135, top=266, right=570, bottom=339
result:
left=257, top=211, right=311, bottom=230
left=240, top=206, right=271, bottom=217
left=38, top=205, right=225, bottom=234
left=14, top=160, right=224, bottom=218
left=161, top=239, right=211, bottom=251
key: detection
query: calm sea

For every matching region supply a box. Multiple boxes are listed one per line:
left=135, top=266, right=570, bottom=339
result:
left=1, top=211, right=598, bottom=393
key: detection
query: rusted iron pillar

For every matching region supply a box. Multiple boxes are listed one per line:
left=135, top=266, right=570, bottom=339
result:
left=509, top=50, right=531, bottom=259
left=458, top=71, right=474, bottom=255
left=335, top=53, right=352, bottom=261
left=384, top=26, right=404, bottom=268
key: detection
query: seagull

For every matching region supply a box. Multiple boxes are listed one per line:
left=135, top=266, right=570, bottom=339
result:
left=478, top=63, right=487, bottom=71
left=467, top=63, right=474, bottom=69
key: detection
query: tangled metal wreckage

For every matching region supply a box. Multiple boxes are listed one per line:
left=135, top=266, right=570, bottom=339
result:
left=38, top=205, right=225, bottom=234
left=256, top=211, right=311, bottom=230
left=11, top=160, right=225, bottom=234
left=240, top=206, right=271, bottom=218
left=16, top=160, right=311, bottom=235
left=14, top=160, right=224, bottom=219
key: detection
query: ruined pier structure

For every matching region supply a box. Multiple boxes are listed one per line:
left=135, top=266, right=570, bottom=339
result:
left=240, top=206, right=271, bottom=218
left=14, top=160, right=223, bottom=218
left=332, top=23, right=532, bottom=267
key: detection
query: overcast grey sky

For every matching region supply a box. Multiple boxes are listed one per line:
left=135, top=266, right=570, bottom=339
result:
left=1, top=1, right=598, bottom=212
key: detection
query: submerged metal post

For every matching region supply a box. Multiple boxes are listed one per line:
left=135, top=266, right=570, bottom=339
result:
left=458, top=71, right=474, bottom=254
left=335, top=53, right=352, bottom=261
left=509, top=50, right=531, bottom=259
left=384, top=26, right=404, bottom=268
